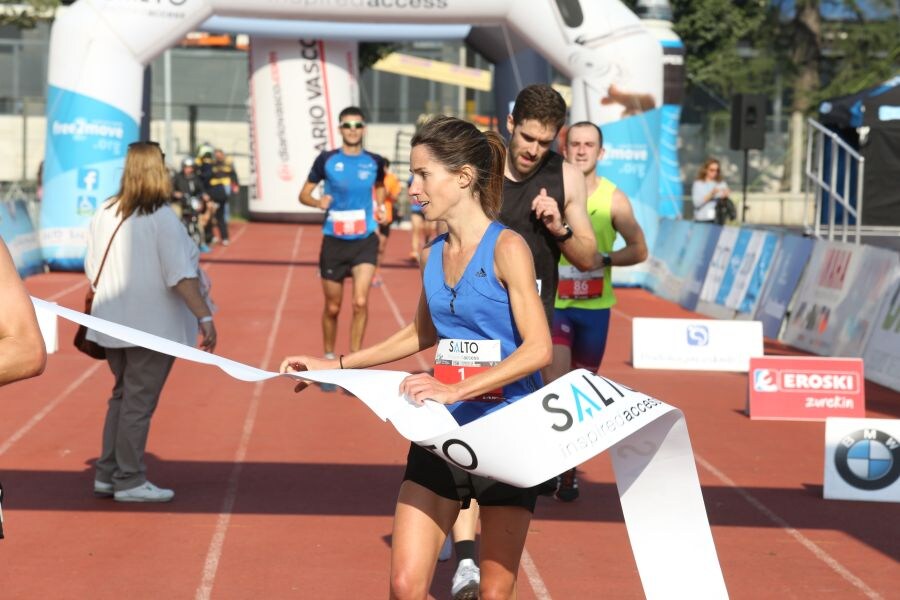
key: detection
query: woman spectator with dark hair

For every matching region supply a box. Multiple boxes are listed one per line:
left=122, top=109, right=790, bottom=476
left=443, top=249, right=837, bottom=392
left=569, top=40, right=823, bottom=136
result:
left=85, top=142, right=217, bottom=503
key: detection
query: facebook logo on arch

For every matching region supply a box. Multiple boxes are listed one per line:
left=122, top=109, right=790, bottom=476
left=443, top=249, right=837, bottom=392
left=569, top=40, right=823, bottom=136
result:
left=77, top=168, right=99, bottom=216
left=78, top=168, right=99, bottom=191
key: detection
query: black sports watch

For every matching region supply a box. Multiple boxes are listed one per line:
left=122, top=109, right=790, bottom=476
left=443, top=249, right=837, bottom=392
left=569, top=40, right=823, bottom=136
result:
left=600, top=253, right=613, bottom=268
left=553, top=224, right=574, bottom=243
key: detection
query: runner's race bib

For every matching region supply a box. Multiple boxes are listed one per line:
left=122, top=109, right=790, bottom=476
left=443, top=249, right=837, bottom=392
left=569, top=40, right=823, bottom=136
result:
left=557, top=265, right=604, bottom=300
left=434, top=338, right=503, bottom=401
left=330, top=209, right=366, bottom=237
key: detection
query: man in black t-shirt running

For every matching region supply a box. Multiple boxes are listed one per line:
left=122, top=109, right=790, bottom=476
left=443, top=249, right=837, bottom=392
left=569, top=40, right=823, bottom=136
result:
left=500, top=84, right=597, bottom=324
left=446, top=84, right=598, bottom=600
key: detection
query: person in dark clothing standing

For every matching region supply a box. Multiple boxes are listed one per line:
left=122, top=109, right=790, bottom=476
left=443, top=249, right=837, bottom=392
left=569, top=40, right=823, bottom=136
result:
left=205, top=148, right=239, bottom=246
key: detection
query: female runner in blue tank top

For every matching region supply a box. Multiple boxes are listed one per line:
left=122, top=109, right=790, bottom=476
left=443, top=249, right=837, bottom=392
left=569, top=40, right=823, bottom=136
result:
left=281, top=116, right=552, bottom=600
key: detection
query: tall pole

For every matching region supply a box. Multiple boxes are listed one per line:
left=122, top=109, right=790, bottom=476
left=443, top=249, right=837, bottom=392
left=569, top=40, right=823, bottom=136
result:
left=164, top=50, right=173, bottom=159
left=742, top=148, right=750, bottom=223
left=140, top=66, right=152, bottom=142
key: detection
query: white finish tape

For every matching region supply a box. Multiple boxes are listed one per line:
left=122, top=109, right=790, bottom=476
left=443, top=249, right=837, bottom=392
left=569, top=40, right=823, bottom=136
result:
left=33, top=296, right=728, bottom=599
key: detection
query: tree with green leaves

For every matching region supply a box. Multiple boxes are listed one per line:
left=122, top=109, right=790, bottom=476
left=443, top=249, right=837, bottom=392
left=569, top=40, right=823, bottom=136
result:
left=0, top=0, right=60, bottom=29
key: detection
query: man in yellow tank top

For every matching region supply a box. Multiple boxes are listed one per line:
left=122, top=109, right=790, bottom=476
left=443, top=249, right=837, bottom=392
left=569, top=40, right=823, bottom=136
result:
left=548, top=121, right=648, bottom=501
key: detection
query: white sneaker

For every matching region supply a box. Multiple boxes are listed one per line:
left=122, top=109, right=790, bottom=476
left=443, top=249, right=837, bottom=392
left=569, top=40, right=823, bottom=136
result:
left=114, top=481, right=174, bottom=503
left=93, top=479, right=113, bottom=497
left=450, top=558, right=480, bottom=600
left=438, top=534, right=453, bottom=562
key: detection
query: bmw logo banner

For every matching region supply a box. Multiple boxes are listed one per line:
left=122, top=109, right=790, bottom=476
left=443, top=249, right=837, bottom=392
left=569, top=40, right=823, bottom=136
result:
left=824, top=418, right=900, bottom=503
left=31, top=298, right=728, bottom=599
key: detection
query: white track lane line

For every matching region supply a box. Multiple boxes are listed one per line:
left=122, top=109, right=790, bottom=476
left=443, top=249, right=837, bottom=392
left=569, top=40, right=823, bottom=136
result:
left=613, top=303, right=879, bottom=598
left=0, top=361, right=105, bottom=457
left=195, top=227, right=303, bottom=600
left=694, top=456, right=882, bottom=599
left=379, top=277, right=553, bottom=600
left=44, top=279, right=88, bottom=302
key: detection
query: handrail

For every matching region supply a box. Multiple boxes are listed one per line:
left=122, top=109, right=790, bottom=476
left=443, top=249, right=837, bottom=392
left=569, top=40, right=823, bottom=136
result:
left=804, top=117, right=864, bottom=244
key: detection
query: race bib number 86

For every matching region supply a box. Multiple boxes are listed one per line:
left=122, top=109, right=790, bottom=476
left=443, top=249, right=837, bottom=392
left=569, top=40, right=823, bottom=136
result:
left=557, top=265, right=604, bottom=300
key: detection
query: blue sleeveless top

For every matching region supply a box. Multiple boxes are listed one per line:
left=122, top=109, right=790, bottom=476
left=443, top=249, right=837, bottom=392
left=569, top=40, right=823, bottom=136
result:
left=424, top=221, right=543, bottom=425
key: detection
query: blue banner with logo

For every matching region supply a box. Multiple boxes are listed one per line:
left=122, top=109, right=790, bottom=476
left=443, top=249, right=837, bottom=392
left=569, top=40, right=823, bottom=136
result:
left=678, top=223, right=722, bottom=312
left=753, top=234, right=815, bottom=339
left=40, top=86, right=138, bottom=271
left=0, top=199, right=43, bottom=277
left=645, top=217, right=679, bottom=295
left=602, top=107, right=681, bottom=287
left=738, top=231, right=780, bottom=315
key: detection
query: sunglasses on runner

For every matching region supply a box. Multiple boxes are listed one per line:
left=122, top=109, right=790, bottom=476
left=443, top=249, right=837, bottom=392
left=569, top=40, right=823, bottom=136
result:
left=340, top=121, right=365, bottom=130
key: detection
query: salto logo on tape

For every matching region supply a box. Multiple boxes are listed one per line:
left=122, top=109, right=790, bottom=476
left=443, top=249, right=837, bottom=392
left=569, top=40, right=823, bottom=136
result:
left=686, top=324, right=709, bottom=346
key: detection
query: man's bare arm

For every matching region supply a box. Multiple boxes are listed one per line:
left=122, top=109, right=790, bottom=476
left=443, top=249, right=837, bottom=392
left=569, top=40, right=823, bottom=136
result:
left=559, top=161, right=597, bottom=271
left=606, top=189, right=648, bottom=267
left=299, top=181, right=331, bottom=210
left=0, top=240, right=46, bottom=386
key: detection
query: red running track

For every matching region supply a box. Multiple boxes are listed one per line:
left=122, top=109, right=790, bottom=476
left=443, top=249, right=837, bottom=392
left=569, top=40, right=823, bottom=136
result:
left=1, top=222, right=897, bottom=599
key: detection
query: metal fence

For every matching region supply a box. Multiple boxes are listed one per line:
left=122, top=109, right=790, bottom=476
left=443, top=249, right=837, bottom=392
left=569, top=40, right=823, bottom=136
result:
left=804, top=117, right=864, bottom=244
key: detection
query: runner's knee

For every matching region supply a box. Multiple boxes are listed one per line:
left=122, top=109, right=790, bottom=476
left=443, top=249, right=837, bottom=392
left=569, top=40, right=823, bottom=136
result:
left=389, top=569, right=428, bottom=600
left=352, top=295, right=368, bottom=313
left=479, top=580, right=516, bottom=600
left=324, top=300, right=341, bottom=318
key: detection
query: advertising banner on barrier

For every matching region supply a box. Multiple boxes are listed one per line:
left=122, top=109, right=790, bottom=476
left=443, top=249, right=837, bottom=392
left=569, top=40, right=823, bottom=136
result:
left=675, top=222, right=722, bottom=311
left=644, top=217, right=679, bottom=295
left=824, top=418, right=900, bottom=503
left=695, top=226, right=740, bottom=318
left=632, top=317, right=763, bottom=371
left=753, top=234, right=815, bottom=339
left=734, top=230, right=780, bottom=315
left=862, top=273, right=900, bottom=392
left=748, top=356, right=865, bottom=420
left=697, top=228, right=780, bottom=319
left=781, top=243, right=899, bottom=357
left=0, top=200, right=43, bottom=277
left=248, top=38, right=358, bottom=221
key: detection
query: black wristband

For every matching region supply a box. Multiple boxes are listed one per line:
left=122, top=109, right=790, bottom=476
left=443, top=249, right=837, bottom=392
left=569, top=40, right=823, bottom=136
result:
left=554, top=224, right=574, bottom=243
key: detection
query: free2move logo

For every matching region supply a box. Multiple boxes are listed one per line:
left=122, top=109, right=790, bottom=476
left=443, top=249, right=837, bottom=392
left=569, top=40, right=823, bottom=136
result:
left=834, top=428, right=900, bottom=490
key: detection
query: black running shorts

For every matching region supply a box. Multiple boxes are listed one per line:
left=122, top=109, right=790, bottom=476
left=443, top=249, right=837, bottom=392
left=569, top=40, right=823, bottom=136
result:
left=319, top=233, right=379, bottom=281
left=403, top=443, right=539, bottom=512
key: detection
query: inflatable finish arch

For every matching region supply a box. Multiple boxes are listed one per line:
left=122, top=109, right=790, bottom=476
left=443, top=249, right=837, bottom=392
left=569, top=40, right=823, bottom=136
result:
left=42, top=0, right=669, bottom=270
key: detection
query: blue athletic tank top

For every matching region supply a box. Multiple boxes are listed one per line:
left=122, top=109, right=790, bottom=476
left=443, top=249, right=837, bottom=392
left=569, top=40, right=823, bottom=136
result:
left=424, top=221, right=543, bottom=425
left=307, top=149, right=385, bottom=239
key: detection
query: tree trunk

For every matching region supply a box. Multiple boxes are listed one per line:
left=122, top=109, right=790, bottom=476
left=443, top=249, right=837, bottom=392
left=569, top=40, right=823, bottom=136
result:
left=783, top=0, right=821, bottom=192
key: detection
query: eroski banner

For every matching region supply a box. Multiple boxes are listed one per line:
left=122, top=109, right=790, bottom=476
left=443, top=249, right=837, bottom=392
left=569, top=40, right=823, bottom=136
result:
left=32, top=297, right=727, bottom=599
